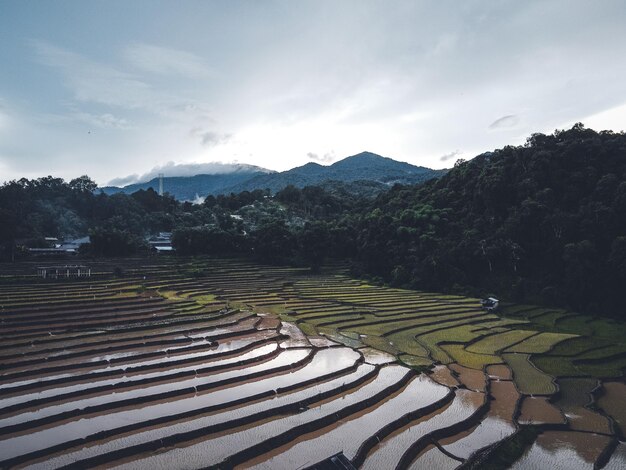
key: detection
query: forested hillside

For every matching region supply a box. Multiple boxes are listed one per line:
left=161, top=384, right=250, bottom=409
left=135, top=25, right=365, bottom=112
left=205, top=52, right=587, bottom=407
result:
left=1, top=124, right=624, bottom=319
left=355, top=124, right=626, bottom=317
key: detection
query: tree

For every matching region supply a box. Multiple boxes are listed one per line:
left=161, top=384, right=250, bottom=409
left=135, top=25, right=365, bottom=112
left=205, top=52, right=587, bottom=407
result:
left=69, top=176, right=98, bottom=193
left=84, top=227, right=147, bottom=257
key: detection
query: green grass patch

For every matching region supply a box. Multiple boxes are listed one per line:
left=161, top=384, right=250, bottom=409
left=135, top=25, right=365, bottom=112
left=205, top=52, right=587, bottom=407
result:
left=419, top=324, right=486, bottom=362
left=530, top=355, right=585, bottom=377
left=297, top=322, right=318, bottom=336
left=574, top=357, right=626, bottom=378
left=503, top=353, right=557, bottom=395
left=442, top=343, right=503, bottom=369
left=398, top=354, right=433, bottom=371
left=575, top=344, right=626, bottom=360
left=361, top=335, right=401, bottom=355
left=530, top=311, right=569, bottom=328
left=385, top=331, right=431, bottom=357
left=505, top=332, right=578, bottom=354
left=467, top=330, right=537, bottom=355
left=548, top=337, right=602, bottom=356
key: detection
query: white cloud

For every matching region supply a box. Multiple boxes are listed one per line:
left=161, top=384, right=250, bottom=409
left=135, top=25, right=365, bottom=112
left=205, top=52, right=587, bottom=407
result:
left=107, top=174, right=140, bottom=186
left=73, top=112, right=131, bottom=129
left=307, top=152, right=335, bottom=163
left=189, top=128, right=232, bottom=147
left=33, top=41, right=157, bottom=110
left=108, top=161, right=273, bottom=186
left=124, top=43, right=213, bottom=78
left=3, top=2, right=626, bottom=184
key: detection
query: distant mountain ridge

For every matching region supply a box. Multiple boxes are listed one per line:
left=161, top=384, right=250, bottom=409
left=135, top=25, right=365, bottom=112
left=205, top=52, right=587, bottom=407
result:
left=100, top=170, right=272, bottom=202
left=102, top=152, right=447, bottom=200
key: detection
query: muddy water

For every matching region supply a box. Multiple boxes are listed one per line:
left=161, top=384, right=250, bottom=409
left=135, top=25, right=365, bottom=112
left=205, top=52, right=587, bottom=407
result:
left=0, top=347, right=310, bottom=431
left=20, top=350, right=366, bottom=469
left=407, top=444, right=463, bottom=470
left=255, top=316, right=280, bottom=330
left=488, top=380, right=519, bottom=420
left=107, top=365, right=413, bottom=470
left=486, top=364, right=512, bottom=380
left=448, top=364, right=486, bottom=391
left=518, top=396, right=565, bottom=425
left=361, top=389, right=485, bottom=470
left=511, top=431, right=612, bottom=470
left=556, top=378, right=612, bottom=434
left=428, top=365, right=460, bottom=388
left=0, top=343, right=280, bottom=411
left=439, top=381, right=518, bottom=459
left=596, top=382, right=626, bottom=437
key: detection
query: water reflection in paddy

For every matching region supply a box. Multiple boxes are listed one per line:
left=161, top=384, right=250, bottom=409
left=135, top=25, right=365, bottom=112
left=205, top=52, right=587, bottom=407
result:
left=428, top=365, right=460, bottom=388
left=108, top=366, right=414, bottom=470
left=0, top=347, right=309, bottom=431
left=245, top=375, right=450, bottom=469
left=407, top=444, right=462, bottom=470
left=556, top=378, right=611, bottom=434
left=518, top=396, right=565, bottom=425
left=448, top=364, right=486, bottom=391
left=278, top=322, right=311, bottom=348
left=0, top=335, right=275, bottom=392
left=19, top=348, right=364, bottom=469
left=359, top=347, right=396, bottom=365
left=0, top=343, right=280, bottom=410
left=362, top=389, right=484, bottom=470
left=511, top=431, right=612, bottom=470
left=597, top=382, right=626, bottom=437
left=440, top=381, right=517, bottom=459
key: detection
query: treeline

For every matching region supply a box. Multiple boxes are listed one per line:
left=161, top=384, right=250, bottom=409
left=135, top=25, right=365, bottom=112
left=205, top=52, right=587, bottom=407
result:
left=355, top=124, right=626, bottom=318
left=1, top=124, right=625, bottom=319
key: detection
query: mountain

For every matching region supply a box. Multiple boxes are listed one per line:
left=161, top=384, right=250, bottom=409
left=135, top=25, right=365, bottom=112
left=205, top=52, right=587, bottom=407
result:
left=101, top=166, right=274, bottom=201
left=222, top=152, right=447, bottom=195
left=102, top=152, right=446, bottom=200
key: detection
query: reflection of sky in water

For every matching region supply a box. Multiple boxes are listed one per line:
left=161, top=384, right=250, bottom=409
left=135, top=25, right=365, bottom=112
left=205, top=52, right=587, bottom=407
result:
left=0, top=343, right=278, bottom=409
left=442, top=416, right=515, bottom=459
left=108, top=365, right=414, bottom=470
left=0, top=337, right=260, bottom=391
left=0, top=345, right=300, bottom=431
left=360, top=347, right=396, bottom=365
left=407, top=445, right=460, bottom=470
left=361, top=385, right=479, bottom=470
left=511, top=431, right=612, bottom=470
left=1, top=348, right=361, bottom=465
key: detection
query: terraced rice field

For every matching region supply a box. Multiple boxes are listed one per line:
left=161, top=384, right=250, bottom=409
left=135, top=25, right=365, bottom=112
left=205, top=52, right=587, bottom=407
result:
left=0, top=256, right=624, bottom=469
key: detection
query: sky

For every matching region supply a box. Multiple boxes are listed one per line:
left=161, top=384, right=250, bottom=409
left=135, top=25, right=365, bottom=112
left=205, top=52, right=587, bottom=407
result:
left=1, top=0, right=626, bottom=186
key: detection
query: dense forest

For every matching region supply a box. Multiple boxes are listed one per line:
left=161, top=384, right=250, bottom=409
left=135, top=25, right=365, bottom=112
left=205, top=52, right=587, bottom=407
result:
left=1, top=124, right=625, bottom=320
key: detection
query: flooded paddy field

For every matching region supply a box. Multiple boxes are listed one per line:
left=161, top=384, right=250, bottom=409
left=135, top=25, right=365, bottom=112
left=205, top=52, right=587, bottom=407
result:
left=0, top=257, right=624, bottom=469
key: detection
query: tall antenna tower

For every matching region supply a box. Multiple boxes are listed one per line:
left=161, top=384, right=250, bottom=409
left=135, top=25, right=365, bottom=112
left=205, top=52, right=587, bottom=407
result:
left=158, top=173, right=164, bottom=196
